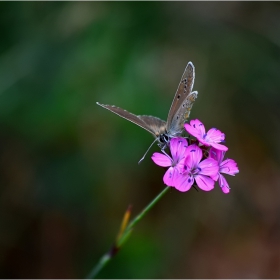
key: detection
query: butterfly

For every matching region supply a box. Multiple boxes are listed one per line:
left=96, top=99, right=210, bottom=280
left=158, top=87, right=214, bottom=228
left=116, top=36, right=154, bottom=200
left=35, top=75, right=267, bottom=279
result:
left=97, top=61, right=198, bottom=153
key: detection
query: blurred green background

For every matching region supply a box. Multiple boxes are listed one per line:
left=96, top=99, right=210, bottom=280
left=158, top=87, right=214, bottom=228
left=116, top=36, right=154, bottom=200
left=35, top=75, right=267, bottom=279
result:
left=1, top=2, right=280, bottom=278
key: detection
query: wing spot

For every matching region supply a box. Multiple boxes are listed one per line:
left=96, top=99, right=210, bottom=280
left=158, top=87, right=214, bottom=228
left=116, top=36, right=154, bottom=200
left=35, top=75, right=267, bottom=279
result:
left=177, top=94, right=181, bottom=100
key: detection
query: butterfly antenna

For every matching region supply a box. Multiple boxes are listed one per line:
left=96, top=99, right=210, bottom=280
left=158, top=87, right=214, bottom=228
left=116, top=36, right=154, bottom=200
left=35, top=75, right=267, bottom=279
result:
left=138, top=138, right=158, bottom=164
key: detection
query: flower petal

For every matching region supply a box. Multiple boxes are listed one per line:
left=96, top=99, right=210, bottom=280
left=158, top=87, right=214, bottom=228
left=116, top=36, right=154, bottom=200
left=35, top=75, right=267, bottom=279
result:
left=184, top=123, right=199, bottom=138
left=220, top=159, right=239, bottom=176
left=218, top=174, right=230, bottom=193
left=198, top=158, right=219, bottom=177
left=176, top=158, right=186, bottom=173
left=210, top=142, right=228, bottom=151
left=170, top=137, right=188, bottom=162
left=174, top=173, right=194, bottom=192
left=195, top=175, right=215, bottom=191
left=163, top=167, right=175, bottom=186
left=184, top=119, right=205, bottom=138
left=184, top=144, right=202, bottom=169
left=195, top=137, right=211, bottom=147
left=206, top=128, right=226, bottom=143
left=151, top=152, right=172, bottom=167
left=209, top=147, right=224, bottom=163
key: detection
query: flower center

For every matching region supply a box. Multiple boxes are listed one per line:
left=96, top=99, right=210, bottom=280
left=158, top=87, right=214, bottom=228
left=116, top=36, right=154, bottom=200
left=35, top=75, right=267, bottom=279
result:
left=191, top=167, right=201, bottom=176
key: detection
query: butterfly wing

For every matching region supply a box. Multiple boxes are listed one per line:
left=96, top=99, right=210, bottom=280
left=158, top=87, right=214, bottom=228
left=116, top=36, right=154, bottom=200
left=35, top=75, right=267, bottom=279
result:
left=138, top=115, right=167, bottom=137
left=96, top=102, right=166, bottom=138
left=166, top=62, right=198, bottom=136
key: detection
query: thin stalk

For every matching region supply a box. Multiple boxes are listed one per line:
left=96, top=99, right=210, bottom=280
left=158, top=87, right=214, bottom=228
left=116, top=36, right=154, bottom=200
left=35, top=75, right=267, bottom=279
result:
left=86, top=186, right=170, bottom=279
left=118, top=186, right=170, bottom=246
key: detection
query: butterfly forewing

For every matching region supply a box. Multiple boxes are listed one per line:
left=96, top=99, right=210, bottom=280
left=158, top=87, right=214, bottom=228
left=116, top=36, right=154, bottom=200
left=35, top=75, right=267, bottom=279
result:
left=166, top=62, right=197, bottom=136
left=96, top=102, right=166, bottom=137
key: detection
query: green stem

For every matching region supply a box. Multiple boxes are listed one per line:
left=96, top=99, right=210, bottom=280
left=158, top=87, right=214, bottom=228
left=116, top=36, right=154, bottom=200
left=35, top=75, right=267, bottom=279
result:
left=86, top=252, right=111, bottom=280
left=118, top=186, right=170, bottom=246
left=86, top=186, right=170, bottom=279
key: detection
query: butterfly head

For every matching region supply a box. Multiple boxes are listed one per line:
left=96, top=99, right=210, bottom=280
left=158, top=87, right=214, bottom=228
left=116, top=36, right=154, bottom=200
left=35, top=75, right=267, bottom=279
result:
left=157, top=133, right=170, bottom=149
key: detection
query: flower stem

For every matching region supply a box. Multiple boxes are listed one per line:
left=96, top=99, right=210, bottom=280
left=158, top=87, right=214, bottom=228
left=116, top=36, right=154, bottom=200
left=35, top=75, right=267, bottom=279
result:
left=86, top=186, right=170, bottom=279
left=118, top=186, right=170, bottom=246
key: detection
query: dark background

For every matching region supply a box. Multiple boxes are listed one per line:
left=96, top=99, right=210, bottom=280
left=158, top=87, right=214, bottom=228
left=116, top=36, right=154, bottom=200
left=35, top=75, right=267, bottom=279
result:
left=1, top=2, right=280, bottom=278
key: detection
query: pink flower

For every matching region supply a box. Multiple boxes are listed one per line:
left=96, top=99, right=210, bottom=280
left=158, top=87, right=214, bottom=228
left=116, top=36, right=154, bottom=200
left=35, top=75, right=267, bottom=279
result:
left=174, top=144, right=219, bottom=192
left=185, top=119, right=228, bottom=151
left=151, top=138, right=188, bottom=187
left=209, top=147, right=239, bottom=194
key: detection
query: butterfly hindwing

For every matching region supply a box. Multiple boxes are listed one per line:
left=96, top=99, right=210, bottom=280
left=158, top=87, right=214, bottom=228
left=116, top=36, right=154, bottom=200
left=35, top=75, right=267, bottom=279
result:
left=169, top=90, right=198, bottom=136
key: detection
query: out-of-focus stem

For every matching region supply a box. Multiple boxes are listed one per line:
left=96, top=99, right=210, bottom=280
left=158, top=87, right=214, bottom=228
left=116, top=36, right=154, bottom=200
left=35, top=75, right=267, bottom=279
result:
left=86, top=186, right=170, bottom=279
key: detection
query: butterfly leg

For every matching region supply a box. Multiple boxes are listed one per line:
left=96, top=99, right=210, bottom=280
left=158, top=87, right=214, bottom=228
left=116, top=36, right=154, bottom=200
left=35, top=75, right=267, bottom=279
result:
left=161, top=148, right=171, bottom=158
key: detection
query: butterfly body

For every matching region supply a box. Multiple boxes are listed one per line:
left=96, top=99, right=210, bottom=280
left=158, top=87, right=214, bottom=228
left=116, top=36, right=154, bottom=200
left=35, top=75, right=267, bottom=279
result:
left=97, top=62, right=198, bottom=149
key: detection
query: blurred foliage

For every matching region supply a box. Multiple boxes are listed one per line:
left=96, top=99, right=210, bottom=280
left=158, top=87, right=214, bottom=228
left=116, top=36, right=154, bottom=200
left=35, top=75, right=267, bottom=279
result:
left=1, top=2, right=280, bottom=278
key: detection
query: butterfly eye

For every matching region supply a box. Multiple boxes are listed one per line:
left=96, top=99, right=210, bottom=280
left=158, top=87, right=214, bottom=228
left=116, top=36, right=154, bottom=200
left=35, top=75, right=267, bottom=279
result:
left=159, top=134, right=169, bottom=144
